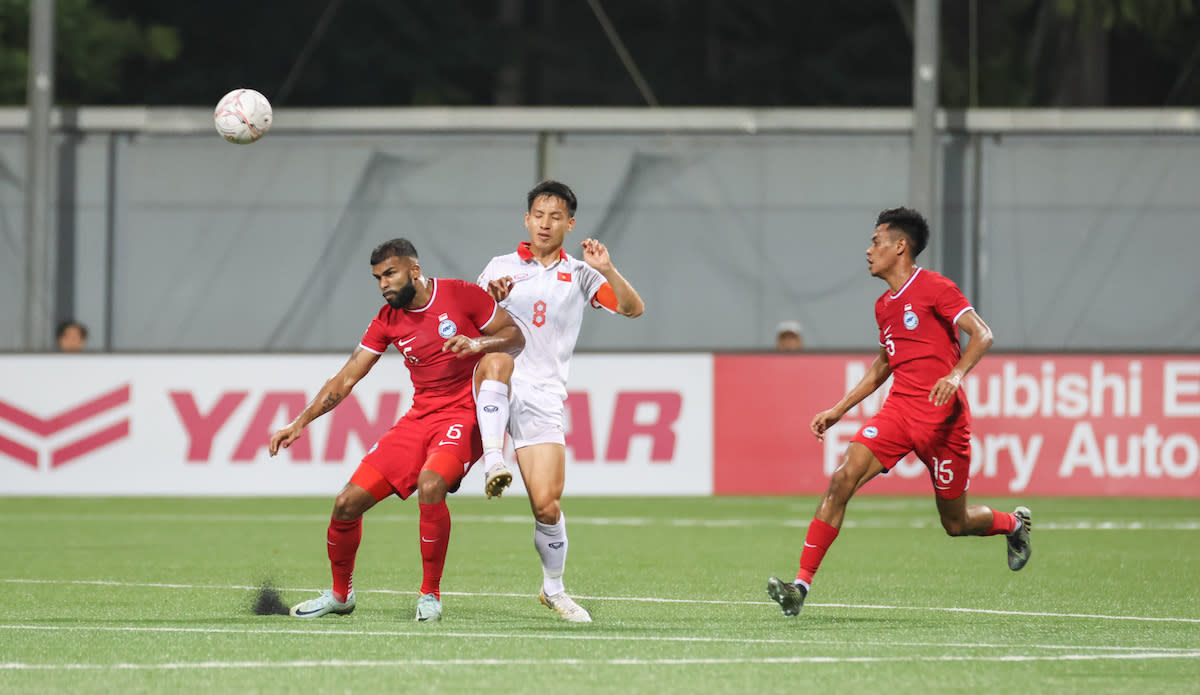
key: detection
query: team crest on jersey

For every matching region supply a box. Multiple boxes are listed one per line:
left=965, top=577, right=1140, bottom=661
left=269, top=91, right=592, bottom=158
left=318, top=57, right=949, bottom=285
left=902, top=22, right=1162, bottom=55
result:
left=862, top=426, right=879, bottom=439
left=437, top=313, right=458, bottom=338
left=903, top=306, right=919, bottom=330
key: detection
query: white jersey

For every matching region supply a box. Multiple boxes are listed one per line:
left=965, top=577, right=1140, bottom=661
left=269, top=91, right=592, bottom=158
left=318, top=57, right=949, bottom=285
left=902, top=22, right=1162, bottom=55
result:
left=478, top=242, right=615, bottom=399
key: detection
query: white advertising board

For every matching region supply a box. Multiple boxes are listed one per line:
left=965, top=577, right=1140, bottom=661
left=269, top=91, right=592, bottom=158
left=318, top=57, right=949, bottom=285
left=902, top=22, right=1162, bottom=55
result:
left=0, top=354, right=712, bottom=496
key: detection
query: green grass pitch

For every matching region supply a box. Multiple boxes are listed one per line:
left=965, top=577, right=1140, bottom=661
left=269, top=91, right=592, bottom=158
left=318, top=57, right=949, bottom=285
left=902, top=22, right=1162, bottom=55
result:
left=2, top=496, right=1198, bottom=694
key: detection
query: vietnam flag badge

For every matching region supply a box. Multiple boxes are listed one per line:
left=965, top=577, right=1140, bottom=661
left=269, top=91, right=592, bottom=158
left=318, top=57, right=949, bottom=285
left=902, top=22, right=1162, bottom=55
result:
left=557, top=271, right=572, bottom=282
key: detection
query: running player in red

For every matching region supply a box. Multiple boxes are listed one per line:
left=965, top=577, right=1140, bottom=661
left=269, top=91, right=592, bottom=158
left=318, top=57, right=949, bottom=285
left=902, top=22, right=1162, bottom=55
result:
left=268, top=238, right=524, bottom=622
left=767, top=207, right=1031, bottom=617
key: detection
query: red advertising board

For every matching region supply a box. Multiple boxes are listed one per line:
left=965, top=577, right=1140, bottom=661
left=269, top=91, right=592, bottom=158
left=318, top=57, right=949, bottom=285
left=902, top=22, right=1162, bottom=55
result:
left=713, top=354, right=1200, bottom=497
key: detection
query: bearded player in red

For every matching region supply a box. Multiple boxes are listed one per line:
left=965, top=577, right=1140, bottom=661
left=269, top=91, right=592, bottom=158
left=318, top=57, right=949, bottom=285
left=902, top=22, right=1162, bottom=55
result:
left=269, top=238, right=524, bottom=622
left=767, top=207, right=1031, bottom=617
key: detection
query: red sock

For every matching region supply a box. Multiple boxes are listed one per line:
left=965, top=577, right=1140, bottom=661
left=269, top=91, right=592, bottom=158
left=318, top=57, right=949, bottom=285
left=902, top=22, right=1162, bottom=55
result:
left=796, top=519, right=840, bottom=586
left=984, top=509, right=1018, bottom=536
left=418, top=502, right=451, bottom=598
left=327, top=517, right=362, bottom=602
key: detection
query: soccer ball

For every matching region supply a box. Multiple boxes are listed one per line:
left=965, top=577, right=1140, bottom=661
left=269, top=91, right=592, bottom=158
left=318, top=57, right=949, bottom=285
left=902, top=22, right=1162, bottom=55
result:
left=214, top=88, right=273, bottom=145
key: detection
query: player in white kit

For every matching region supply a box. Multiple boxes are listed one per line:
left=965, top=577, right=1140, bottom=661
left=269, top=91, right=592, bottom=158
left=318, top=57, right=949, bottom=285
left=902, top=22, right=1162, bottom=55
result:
left=476, top=180, right=644, bottom=622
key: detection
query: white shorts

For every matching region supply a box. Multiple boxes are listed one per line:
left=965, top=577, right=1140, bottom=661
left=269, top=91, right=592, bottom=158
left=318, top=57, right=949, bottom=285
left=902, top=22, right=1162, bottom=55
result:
left=508, top=383, right=565, bottom=449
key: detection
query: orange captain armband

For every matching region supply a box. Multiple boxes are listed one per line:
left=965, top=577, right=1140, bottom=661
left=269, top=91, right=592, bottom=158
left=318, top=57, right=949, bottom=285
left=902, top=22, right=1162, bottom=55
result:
left=590, top=283, right=619, bottom=312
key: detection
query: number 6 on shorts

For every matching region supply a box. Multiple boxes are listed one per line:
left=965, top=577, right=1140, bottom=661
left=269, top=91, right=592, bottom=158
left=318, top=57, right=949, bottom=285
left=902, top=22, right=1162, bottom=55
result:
left=438, top=423, right=463, bottom=447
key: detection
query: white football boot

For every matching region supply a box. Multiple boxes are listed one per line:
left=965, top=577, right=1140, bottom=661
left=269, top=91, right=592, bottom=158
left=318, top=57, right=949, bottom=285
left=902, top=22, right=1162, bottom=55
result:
left=290, top=589, right=355, bottom=618
left=484, top=462, right=513, bottom=499
left=415, top=593, right=443, bottom=622
left=539, top=590, right=592, bottom=623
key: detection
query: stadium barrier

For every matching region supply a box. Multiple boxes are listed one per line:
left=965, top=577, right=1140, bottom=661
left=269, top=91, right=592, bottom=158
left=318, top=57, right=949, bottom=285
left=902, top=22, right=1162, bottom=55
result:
left=2, top=354, right=1197, bottom=497
left=714, top=354, right=1200, bottom=497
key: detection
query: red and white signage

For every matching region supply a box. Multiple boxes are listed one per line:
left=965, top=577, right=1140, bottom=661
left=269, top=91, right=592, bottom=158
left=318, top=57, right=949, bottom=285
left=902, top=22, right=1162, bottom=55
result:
left=556, top=355, right=712, bottom=495
left=0, top=354, right=710, bottom=496
left=3, top=353, right=1197, bottom=497
left=713, top=354, right=1200, bottom=497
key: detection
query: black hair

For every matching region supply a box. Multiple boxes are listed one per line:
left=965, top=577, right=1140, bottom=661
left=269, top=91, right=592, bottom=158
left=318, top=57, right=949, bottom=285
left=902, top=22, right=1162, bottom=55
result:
left=369, top=238, right=419, bottom=265
left=56, top=320, right=88, bottom=339
left=527, top=179, right=578, bottom=217
left=876, top=207, right=930, bottom=257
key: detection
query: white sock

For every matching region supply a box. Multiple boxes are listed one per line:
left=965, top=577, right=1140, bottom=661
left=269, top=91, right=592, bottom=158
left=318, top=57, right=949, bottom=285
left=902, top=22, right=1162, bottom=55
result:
left=476, top=380, right=509, bottom=469
left=534, top=513, right=568, bottom=596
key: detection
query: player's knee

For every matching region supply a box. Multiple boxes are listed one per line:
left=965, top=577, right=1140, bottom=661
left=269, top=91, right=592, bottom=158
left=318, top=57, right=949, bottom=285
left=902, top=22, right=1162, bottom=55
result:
left=478, top=352, right=514, bottom=382
left=531, top=497, right=560, bottom=525
left=416, top=474, right=448, bottom=503
left=940, top=516, right=968, bottom=537
left=332, top=490, right=366, bottom=520
left=827, top=466, right=858, bottom=502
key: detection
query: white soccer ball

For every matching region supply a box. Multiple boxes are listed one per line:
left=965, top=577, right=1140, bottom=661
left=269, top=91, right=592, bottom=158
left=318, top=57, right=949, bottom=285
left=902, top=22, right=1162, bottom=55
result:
left=214, top=88, right=273, bottom=145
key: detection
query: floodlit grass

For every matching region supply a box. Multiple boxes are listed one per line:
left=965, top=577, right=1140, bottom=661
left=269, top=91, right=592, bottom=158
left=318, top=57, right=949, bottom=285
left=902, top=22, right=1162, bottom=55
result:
left=1, top=496, right=1198, bottom=694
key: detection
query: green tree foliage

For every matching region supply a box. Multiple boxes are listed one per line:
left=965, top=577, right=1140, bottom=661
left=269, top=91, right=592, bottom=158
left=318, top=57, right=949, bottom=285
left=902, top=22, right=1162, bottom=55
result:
left=0, top=0, right=1197, bottom=107
left=0, top=0, right=179, bottom=105
left=1056, top=0, right=1195, bottom=38
left=937, top=0, right=1199, bottom=107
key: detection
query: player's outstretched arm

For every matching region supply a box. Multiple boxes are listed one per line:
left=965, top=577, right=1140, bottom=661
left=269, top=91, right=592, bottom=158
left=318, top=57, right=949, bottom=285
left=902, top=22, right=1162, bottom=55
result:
left=929, top=309, right=994, bottom=406
left=810, top=347, right=892, bottom=441
left=442, top=305, right=526, bottom=358
left=581, top=238, right=644, bottom=318
left=268, top=347, right=381, bottom=455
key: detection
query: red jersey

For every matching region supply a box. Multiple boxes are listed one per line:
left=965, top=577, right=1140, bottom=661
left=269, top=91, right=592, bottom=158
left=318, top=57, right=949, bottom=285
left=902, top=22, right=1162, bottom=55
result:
left=875, top=267, right=973, bottom=401
left=359, top=278, right=499, bottom=416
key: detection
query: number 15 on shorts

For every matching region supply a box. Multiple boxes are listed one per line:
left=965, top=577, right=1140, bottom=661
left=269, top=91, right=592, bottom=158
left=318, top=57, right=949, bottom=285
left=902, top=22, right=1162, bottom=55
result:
left=437, top=423, right=464, bottom=447
left=933, top=456, right=954, bottom=487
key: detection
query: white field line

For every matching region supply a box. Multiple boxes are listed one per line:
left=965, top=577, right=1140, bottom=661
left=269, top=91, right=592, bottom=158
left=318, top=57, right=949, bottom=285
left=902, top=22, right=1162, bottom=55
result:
left=0, top=623, right=1195, bottom=654
left=3, top=578, right=1200, bottom=625
left=3, top=652, right=1200, bottom=670
left=0, top=513, right=1197, bottom=531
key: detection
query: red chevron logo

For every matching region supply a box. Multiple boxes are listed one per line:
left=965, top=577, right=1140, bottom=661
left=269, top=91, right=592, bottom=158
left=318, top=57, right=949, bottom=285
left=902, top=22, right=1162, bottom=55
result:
left=0, top=385, right=131, bottom=470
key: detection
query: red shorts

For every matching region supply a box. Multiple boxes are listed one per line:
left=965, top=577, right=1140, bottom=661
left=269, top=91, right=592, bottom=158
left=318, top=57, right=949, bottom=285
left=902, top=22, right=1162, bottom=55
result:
left=851, top=394, right=972, bottom=499
left=359, top=402, right=483, bottom=500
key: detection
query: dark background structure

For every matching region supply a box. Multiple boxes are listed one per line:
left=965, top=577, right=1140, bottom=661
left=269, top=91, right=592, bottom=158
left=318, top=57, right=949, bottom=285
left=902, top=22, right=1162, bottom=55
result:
left=1, top=0, right=1199, bottom=108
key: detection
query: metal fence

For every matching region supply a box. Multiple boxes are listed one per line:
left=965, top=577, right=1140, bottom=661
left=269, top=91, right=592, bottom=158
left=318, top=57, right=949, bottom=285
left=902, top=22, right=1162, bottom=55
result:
left=2, top=107, right=1198, bottom=352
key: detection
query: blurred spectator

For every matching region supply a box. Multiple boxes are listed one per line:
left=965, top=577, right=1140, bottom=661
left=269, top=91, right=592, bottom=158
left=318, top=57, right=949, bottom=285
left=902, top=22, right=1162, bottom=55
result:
left=775, top=320, right=804, bottom=351
left=56, top=320, right=88, bottom=352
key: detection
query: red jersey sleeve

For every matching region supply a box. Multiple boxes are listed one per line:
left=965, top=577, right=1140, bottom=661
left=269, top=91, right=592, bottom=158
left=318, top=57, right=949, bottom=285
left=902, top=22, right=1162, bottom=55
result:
left=453, top=279, right=500, bottom=331
left=359, top=306, right=394, bottom=354
left=931, top=275, right=973, bottom=328
left=873, top=295, right=888, bottom=346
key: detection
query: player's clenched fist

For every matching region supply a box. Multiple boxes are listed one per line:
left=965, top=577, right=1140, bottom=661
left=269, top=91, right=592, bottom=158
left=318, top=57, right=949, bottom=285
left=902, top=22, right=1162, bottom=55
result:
left=486, top=277, right=514, bottom=302
left=809, top=408, right=842, bottom=442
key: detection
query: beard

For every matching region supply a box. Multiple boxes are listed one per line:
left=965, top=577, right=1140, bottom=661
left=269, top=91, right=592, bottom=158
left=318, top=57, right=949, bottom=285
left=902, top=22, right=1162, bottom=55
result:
left=386, top=278, right=417, bottom=309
